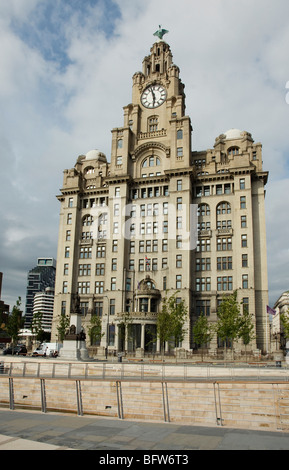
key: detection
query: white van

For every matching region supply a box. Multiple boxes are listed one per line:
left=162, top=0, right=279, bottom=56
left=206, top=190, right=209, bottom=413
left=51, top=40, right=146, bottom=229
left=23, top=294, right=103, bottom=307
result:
left=33, top=343, right=62, bottom=357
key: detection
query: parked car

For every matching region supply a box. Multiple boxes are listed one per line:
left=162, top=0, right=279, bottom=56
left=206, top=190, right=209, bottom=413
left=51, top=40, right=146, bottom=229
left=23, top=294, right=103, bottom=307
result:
left=3, top=345, right=27, bottom=356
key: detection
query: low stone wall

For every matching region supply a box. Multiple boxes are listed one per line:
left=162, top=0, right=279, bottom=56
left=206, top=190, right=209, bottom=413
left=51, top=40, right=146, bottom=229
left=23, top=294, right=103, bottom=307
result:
left=1, top=375, right=289, bottom=432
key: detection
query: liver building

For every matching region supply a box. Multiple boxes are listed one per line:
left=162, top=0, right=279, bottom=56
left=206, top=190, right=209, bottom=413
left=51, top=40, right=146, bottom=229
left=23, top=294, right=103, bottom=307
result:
left=51, top=30, right=269, bottom=356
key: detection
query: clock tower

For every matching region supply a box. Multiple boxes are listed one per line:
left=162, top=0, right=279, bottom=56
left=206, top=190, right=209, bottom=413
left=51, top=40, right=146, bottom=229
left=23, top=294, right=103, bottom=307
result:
left=52, top=29, right=269, bottom=357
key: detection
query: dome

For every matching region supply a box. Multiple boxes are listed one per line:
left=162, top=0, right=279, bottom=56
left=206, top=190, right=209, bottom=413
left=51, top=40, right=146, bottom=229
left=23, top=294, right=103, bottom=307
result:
left=85, top=149, right=107, bottom=162
left=224, top=129, right=243, bottom=140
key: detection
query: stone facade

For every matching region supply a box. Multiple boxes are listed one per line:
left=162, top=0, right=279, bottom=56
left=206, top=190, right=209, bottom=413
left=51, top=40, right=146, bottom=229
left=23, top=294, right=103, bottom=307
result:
left=51, top=39, right=269, bottom=355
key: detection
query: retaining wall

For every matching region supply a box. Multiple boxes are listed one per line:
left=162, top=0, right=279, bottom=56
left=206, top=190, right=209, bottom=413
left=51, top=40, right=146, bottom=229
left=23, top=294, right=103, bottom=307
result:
left=1, top=375, right=289, bottom=432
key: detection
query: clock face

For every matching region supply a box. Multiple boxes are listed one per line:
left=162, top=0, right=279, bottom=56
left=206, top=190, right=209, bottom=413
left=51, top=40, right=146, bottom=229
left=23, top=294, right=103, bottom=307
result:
left=141, top=85, right=167, bottom=109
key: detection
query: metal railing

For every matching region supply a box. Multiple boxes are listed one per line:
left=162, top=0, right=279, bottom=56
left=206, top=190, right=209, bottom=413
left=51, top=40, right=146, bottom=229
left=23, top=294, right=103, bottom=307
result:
left=1, top=360, right=289, bottom=382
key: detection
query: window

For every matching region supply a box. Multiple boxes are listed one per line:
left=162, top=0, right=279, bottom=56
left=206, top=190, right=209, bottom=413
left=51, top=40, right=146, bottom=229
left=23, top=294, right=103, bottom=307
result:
left=113, top=222, right=119, bottom=234
left=66, top=230, right=71, bottom=241
left=68, top=197, right=73, bottom=208
left=63, top=264, right=69, bottom=275
left=217, top=202, right=231, bottom=215
left=80, top=247, right=92, bottom=259
left=240, top=196, right=246, bottom=209
left=82, top=215, right=93, bottom=226
left=196, top=278, right=211, bottom=292
left=96, top=263, right=105, bottom=276
left=126, top=278, right=131, bottom=291
left=217, top=257, right=232, bottom=270
left=110, top=299, right=115, bottom=316
left=176, top=254, right=182, bottom=268
left=196, top=300, right=210, bottom=317
left=177, top=129, right=183, bottom=140
left=176, top=216, right=182, bottom=229
left=139, top=259, right=144, bottom=271
left=196, top=258, right=211, bottom=271
left=114, top=204, right=120, bottom=216
left=63, top=281, right=68, bottom=294
left=242, top=254, right=248, bottom=267
left=95, top=281, right=104, bottom=294
left=79, top=264, right=91, bottom=276
left=116, top=156, right=122, bottom=166
left=198, top=203, right=210, bottom=216
left=67, top=213, right=72, bottom=225
left=111, top=258, right=117, bottom=271
left=153, top=240, right=158, bottom=252
left=163, top=202, right=168, bottom=215
left=177, top=147, right=183, bottom=157
left=241, top=215, right=247, bottom=228
left=242, top=274, right=248, bottom=289
left=197, top=239, right=211, bottom=252
left=217, top=276, right=233, bottom=291
left=130, top=241, right=135, bottom=253
left=140, top=298, right=149, bottom=313
left=162, top=239, right=168, bottom=252
left=240, top=178, right=245, bottom=190
left=152, top=258, right=158, bottom=271
left=139, top=240, right=145, bottom=253
left=78, top=282, right=90, bottom=294
left=176, top=275, right=182, bottom=289
left=163, top=220, right=168, bottom=233
left=162, top=258, right=168, bottom=269
left=148, top=117, right=158, bottom=132
left=217, top=237, right=232, bottom=251
left=177, top=197, right=182, bottom=211
left=117, top=139, right=123, bottom=149
left=112, top=240, right=118, bottom=252
left=61, top=301, right=66, bottom=315
left=129, top=259, right=135, bottom=271
left=65, top=247, right=70, bottom=258
left=241, top=234, right=247, bottom=248
left=111, top=277, right=116, bottom=290
left=146, top=240, right=151, bottom=252
left=242, top=298, right=249, bottom=314
left=94, top=301, right=103, bottom=317
left=97, top=246, right=106, bottom=258
left=177, top=179, right=182, bottom=191
left=176, top=235, right=182, bottom=249
left=115, top=187, right=120, bottom=197
left=228, top=147, right=239, bottom=156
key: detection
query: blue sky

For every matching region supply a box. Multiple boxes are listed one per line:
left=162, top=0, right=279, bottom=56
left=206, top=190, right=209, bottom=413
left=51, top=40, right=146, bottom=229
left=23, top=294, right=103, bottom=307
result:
left=1, top=0, right=289, bottom=312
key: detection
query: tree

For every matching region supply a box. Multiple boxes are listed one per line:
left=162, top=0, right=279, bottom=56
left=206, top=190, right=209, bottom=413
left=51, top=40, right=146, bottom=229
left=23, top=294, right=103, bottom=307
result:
left=157, top=292, right=188, bottom=358
left=56, top=314, right=70, bottom=342
left=31, top=311, right=50, bottom=343
left=6, top=297, right=24, bottom=351
left=192, top=313, right=214, bottom=361
left=216, top=291, right=242, bottom=360
left=87, top=315, right=104, bottom=346
left=280, top=310, right=289, bottom=346
left=238, top=305, right=256, bottom=360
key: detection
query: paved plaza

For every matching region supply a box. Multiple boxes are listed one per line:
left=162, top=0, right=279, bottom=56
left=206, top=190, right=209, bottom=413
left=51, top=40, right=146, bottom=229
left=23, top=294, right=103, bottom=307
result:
left=0, top=408, right=289, bottom=451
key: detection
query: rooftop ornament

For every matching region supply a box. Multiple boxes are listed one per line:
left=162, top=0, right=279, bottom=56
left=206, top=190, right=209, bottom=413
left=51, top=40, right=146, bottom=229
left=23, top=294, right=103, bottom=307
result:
left=153, top=25, right=169, bottom=41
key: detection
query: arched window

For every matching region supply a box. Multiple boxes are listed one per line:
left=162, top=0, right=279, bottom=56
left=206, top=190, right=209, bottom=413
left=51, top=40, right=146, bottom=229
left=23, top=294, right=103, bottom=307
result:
left=198, top=203, right=210, bottom=217
left=82, top=215, right=94, bottom=226
left=216, top=202, right=231, bottom=215
left=84, top=166, right=95, bottom=175
left=177, top=129, right=183, bottom=139
left=228, top=147, right=239, bottom=156
left=142, top=156, right=161, bottom=168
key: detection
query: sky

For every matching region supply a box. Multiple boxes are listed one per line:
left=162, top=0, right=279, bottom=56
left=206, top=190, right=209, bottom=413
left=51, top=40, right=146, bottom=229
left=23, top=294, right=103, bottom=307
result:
left=0, top=0, right=289, bottom=311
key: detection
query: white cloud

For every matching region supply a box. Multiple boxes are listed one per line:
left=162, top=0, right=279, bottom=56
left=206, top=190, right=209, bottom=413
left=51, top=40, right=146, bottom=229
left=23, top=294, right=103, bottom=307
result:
left=1, top=0, right=289, bottom=310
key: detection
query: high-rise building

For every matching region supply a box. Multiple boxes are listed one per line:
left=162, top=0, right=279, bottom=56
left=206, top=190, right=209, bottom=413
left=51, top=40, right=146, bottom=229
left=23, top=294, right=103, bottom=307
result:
left=51, top=34, right=269, bottom=355
left=24, top=258, right=56, bottom=329
left=33, top=287, right=55, bottom=333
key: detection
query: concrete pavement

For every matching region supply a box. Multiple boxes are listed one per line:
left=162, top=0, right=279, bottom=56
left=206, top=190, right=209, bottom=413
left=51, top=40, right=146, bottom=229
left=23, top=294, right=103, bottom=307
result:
left=0, top=408, right=289, bottom=450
